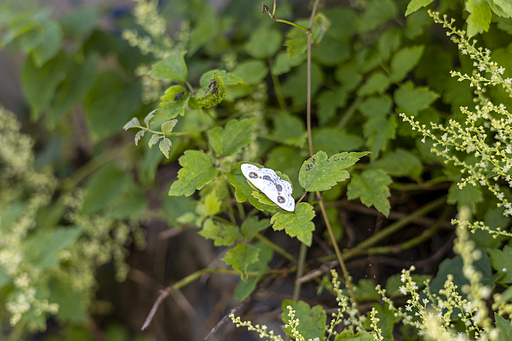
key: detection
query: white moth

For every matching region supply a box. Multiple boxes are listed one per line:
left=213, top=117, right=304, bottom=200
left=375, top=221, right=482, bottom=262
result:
left=241, top=163, right=295, bottom=212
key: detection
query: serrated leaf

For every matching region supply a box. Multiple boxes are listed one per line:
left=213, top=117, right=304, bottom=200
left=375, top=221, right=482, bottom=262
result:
left=159, top=138, right=171, bottom=158
left=168, top=150, right=219, bottom=197
left=299, top=151, right=369, bottom=192
left=356, top=72, right=390, bottom=96
left=241, top=216, right=270, bottom=240
left=232, top=60, right=268, bottom=84
left=358, top=0, right=397, bottom=32
left=281, top=300, right=326, bottom=341
left=389, top=46, right=424, bottom=83
left=271, top=52, right=305, bottom=76
left=488, top=246, right=512, bottom=283
left=227, top=165, right=278, bottom=213
left=394, top=82, right=439, bottom=115
left=204, top=190, right=222, bottom=216
left=161, top=119, right=178, bottom=134
left=282, top=63, right=323, bottom=108
left=149, top=51, right=188, bottom=82
left=199, top=218, right=241, bottom=246
left=363, top=115, right=396, bottom=159
left=144, top=109, right=157, bottom=125
left=467, top=1, right=492, bottom=37
left=245, top=23, right=282, bottom=59
left=148, top=134, right=160, bottom=148
left=272, top=112, right=307, bottom=148
left=223, top=244, right=260, bottom=281
left=495, top=314, right=512, bottom=340
left=188, top=73, right=227, bottom=109
left=447, top=182, right=483, bottom=213
left=271, top=202, right=315, bottom=246
left=347, top=169, right=392, bottom=216
left=234, top=242, right=273, bottom=301
left=134, top=130, right=145, bottom=146
left=370, top=148, right=422, bottom=181
left=159, top=85, right=189, bottom=119
left=22, top=20, right=63, bottom=66
left=316, top=88, right=347, bottom=124
left=123, top=117, right=140, bottom=130
left=312, top=128, right=364, bottom=155
left=359, top=95, right=393, bottom=119
left=209, top=118, right=256, bottom=156
left=405, top=0, right=434, bottom=16
left=285, top=14, right=330, bottom=59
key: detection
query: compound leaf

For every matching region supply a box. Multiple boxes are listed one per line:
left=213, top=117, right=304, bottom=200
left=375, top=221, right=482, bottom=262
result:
left=199, top=218, right=241, bottom=246
left=159, top=85, right=189, bottom=119
left=234, top=242, right=273, bottom=301
left=241, top=216, right=270, bottom=240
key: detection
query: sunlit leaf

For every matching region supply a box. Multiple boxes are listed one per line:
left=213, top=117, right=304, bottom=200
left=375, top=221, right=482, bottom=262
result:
left=271, top=202, right=315, bottom=246
left=223, top=244, right=259, bottom=281
left=168, top=150, right=219, bottom=197
left=347, top=169, right=392, bottom=216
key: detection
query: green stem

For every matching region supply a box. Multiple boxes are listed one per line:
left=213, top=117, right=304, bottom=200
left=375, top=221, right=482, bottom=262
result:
left=255, top=233, right=296, bottom=264
left=269, top=59, right=288, bottom=112
left=336, top=96, right=362, bottom=130
left=293, top=243, right=308, bottom=301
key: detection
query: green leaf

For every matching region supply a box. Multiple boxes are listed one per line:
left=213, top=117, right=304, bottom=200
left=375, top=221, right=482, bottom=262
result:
left=21, top=20, right=62, bottom=66
left=234, top=242, right=273, bottom=301
left=159, top=138, right=172, bottom=158
left=271, top=52, right=305, bottom=76
left=447, top=182, right=483, bottom=213
left=81, top=162, right=130, bottom=215
left=272, top=112, right=307, bottom=148
left=363, top=115, right=396, bottom=159
left=394, top=82, right=439, bottom=115
left=316, top=88, right=347, bottom=125
left=168, top=150, right=219, bottom=197
left=150, top=51, right=188, bottom=82
left=467, top=1, right=492, bottom=37
left=405, top=0, right=434, bottom=16
left=311, top=35, right=350, bottom=66
left=227, top=164, right=278, bottom=213
left=299, top=151, right=369, bottom=192
left=188, top=73, right=227, bottom=109
left=370, top=149, right=422, bottom=181
left=189, top=5, right=218, bottom=55
left=24, top=227, right=82, bottom=269
left=49, top=53, right=97, bottom=127
left=84, top=71, right=142, bottom=141
left=358, top=0, right=397, bottom=32
left=359, top=95, right=393, bottom=119
left=199, top=218, right=241, bottom=246
left=245, top=23, right=283, bottom=59
left=232, top=60, right=268, bottom=85
left=281, top=300, right=326, bottom=340
left=148, top=134, right=160, bottom=148
left=347, top=169, right=392, bottom=216
left=389, top=46, right=424, bottom=83
left=354, top=279, right=379, bottom=301
left=265, top=146, right=305, bottom=198
left=241, top=216, right=270, bottom=240
left=104, top=184, right=148, bottom=221
left=50, top=279, right=87, bottom=324
left=223, top=244, right=259, bottom=281
left=204, top=190, right=222, bottom=216
left=59, top=6, right=99, bottom=40
left=312, top=128, right=364, bottom=155
left=495, top=314, right=512, bottom=340
left=159, top=85, right=189, bottom=119
left=209, top=118, right=256, bottom=156
left=161, top=119, right=178, bottom=134
left=356, top=72, right=390, bottom=96
left=378, top=28, right=401, bottom=60
left=271, top=202, right=315, bottom=246
left=22, top=52, right=68, bottom=121
left=491, top=0, right=512, bottom=18
left=285, top=14, right=331, bottom=59
left=489, top=246, right=512, bottom=283
left=282, top=63, right=323, bottom=108
left=374, top=303, right=397, bottom=340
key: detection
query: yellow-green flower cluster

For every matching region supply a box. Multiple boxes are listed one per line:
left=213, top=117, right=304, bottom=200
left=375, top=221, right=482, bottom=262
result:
left=401, top=12, right=512, bottom=225
left=0, top=107, right=145, bottom=330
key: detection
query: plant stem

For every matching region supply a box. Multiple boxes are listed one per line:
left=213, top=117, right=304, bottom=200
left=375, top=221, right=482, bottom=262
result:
left=336, top=96, right=362, bottom=130
left=269, top=59, right=288, bottom=112
left=255, top=233, right=296, bottom=263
